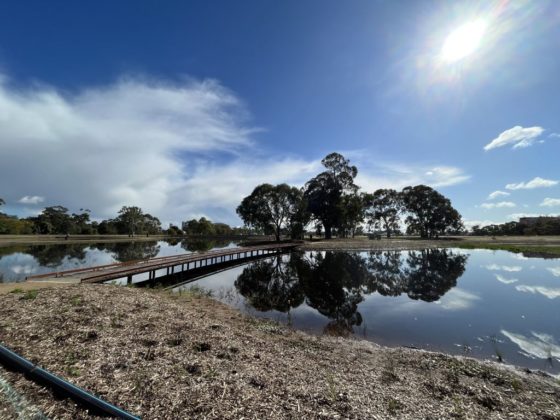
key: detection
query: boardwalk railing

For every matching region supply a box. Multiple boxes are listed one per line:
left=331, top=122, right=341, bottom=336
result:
left=26, top=243, right=299, bottom=284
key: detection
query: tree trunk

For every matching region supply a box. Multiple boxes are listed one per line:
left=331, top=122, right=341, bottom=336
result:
left=324, top=224, right=332, bottom=239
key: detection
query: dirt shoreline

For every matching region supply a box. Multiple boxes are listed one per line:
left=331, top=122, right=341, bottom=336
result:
left=0, top=285, right=558, bottom=419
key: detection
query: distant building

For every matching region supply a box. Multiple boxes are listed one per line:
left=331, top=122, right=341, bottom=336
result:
left=519, top=216, right=560, bottom=226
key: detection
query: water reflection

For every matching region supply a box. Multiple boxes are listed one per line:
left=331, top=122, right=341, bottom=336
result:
left=25, top=244, right=88, bottom=267
left=235, top=249, right=469, bottom=337
left=234, top=255, right=304, bottom=313
left=180, top=239, right=232, bottom=253
left=0, top=239, right=237, bottom=282
left=93, top=242, right=161, bottom=262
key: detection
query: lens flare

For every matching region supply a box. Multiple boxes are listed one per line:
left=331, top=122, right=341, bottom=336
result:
left=441, top=19, right=488, bottom=62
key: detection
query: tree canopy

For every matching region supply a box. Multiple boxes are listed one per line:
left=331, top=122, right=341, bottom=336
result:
left=366, top=189, right=401, bottom=238
left=237, top=183, right=307, bottom=241
left=401, top=185, right=463, bottom=238
left=304, top=153, right=358, bottom=239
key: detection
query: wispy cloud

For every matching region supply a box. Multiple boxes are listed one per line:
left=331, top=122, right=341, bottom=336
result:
left=0, top=73, right=470, bottom=225
left=487, top=190, right=510, bottom=200
left=484, top=126, right=544, bottom=151
left=540, top=198, right=560, bottom=207
left=0, top=74, right=262, bottom=224
left=480, top=201, right=516, bottom=209
left=355, top=163, right=470, bottom=192
left=17, top=196, right=45, bottom=205
left=505, top=177, right=558, bottom=190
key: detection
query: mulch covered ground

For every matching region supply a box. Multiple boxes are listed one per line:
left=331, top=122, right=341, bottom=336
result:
left=0, top=284, right=558, bottom=419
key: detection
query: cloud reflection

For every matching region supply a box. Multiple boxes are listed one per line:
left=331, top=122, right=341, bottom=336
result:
left=494, top=274, right=518, bottom=284
left=501, top=329, right=560, bottom=361
left=515, top=285, right=560, bottom=299
left=483, top=264, right=522, bottom=272
left=438, top=288, right=480, bottom=310
left=547, top=267, right=560, bottom=277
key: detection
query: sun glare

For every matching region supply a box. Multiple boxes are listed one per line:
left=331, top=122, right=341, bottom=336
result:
left=441, top=19, right=487, bottom=62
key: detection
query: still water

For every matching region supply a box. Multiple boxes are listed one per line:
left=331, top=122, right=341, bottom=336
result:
left=1, top=242, right=558, bottom=374
left=0, top=239, right=236, bottom=282
left=175, top=248, right=560, bottom=375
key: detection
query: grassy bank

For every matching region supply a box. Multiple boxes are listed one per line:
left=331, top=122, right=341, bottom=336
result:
left=455, top=242, right=560, bottom=257
left=0, top=285, right=558, bottom=419
left=0, top=234, right=258, bottom=247
left=302, top=236, right=560, bottom=257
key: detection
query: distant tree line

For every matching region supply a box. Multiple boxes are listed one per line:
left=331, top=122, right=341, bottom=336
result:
left=0, top=200, right=247, bottom=236
left=471, top=218, right=560, bottom=236
left=237, top=152, right=464, bottom=240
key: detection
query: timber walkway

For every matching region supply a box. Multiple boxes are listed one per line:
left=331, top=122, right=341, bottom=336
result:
left=26, top=243, right=298, bottom=285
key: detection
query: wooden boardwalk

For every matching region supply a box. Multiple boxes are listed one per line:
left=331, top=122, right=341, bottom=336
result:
left=26, top=243, right=299, bottom=285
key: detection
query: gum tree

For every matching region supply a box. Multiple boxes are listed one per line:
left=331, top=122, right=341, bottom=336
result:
left=237, top=183, right=305, bottom=241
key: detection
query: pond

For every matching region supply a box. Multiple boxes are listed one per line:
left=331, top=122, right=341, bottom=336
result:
left=1, top=242, right=558, bottom=375
left=0, top=239, right=237, bottom=282
left=173, top=248, right=560, bottom=375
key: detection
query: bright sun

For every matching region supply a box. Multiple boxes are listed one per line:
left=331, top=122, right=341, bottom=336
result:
left=441, top=19, right=487, bottom=62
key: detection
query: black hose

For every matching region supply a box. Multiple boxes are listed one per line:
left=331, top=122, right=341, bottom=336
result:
left=0, top=343, right=140, bottom=419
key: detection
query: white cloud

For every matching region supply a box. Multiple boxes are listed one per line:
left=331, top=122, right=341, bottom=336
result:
left=356, top=163, right=469, bottom=192
left=505, top=177, right=558, bottom=190
left=540, top=198, right=560, bottom=207
left=487, top=190, right=510, bottom=200
left=17, top=195, right=45, bottom=205
left=0, top=74, right=472, bottom=225
left=0, top=75, right=262, bottom=224
left=515, top=285, right=560, bottom=299
left=494, top=274, right=518, bottom=284
left=484, top=126, right=544, bottom=151
left=480, top=201, right=516, bottom=209
left=463, top=219, right=498, bottom=229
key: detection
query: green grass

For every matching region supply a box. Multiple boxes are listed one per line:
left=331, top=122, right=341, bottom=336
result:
left=456, top=242, right=560, bottom=257
left=20, top=289, right=39, bottom=300
left=177, top=285, right=213, bottom=298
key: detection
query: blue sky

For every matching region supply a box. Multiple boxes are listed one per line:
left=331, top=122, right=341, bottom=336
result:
left=0, top=0, right=559, bottom=227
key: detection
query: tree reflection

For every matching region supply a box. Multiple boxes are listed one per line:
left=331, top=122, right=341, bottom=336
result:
left=366, top=249, right=468, bottom=301
left=94, top=241, right=160, bottom=262
left=235, top=251, right=368, bottom=336
left=180, top=239, right=231, bottom=253
left=26, top=244, right=88, bottom=267
left=300, top=252, right=367, bottom=336
left=403, top=249, right=468, bottom=302
left=234, top=248, right=468, bottom=337
left=365, top=250, right=406, bottom=296
left=234, top=254, right=304, bottom=313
